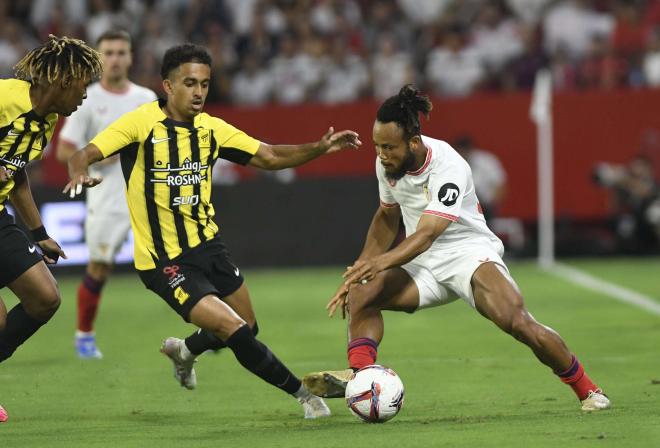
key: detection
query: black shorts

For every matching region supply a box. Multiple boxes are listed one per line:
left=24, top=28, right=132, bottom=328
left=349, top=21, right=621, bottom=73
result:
left=138, top=237, right=244, bottom=322
left=0, top=209, right=42, bottom=288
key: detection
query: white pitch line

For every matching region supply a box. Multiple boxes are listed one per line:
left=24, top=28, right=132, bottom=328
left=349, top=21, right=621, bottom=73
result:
left=544, top=262, right=660, bottom=316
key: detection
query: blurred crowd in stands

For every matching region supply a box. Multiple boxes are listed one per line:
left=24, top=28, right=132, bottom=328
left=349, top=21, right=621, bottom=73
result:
left=2, top=0, right=660, bottom=105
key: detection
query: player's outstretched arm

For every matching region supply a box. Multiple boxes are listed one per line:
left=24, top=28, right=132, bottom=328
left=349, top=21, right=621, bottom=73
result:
left=248, top=127, right=361, bottom=170
left=63, top=144, right=104, bottom=198
left=9, top=170, right=66, bottom=264
left=343, top=214, right=451, bottom=286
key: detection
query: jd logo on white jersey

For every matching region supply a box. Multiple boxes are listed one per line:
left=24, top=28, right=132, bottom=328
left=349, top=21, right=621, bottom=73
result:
left=438, top=183, right=459, bottom=206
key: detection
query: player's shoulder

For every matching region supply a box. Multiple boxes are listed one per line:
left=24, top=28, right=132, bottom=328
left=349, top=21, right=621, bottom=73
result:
left=109, top=100, right=161, bottom=131
left=422, top=135, right=451, bottom=164
left=0, top=78, right=29, bottom=94
left=0, top=79, right=33, bottom=122
left=197, top=112, right=235, bottom=131
left=127, top=82, right=158, bottom=101
left=0, top=79, right=30, bottom=107
left=423, top=135, right=469, bottom=172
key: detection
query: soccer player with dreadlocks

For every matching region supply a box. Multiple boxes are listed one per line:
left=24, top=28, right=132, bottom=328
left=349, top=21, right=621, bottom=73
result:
left=0, top=35, right=102, bottom=423
left=303, top=85, right=611, bottom=412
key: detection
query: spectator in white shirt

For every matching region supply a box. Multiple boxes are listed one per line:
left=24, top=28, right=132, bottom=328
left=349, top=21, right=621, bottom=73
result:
left=425, top=25, right=484, bottom=97
left=396, top=0, right=450, bottom=26
left=231, top=52, right=273, bottom=106
left=270, top=33, right=317, bottom=104
left=318, top=37, right=369, bottom=104
left=371, top=33, right=415, bottom=100
left=543, top=0, right=614, bottom=61
left=643, top=29, right=660, bottom=87
left=471, top=2, right=524, bottom=73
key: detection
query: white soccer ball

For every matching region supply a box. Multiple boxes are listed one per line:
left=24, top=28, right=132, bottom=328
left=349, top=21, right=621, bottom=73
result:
left=345, top=365, right=404, bottom=423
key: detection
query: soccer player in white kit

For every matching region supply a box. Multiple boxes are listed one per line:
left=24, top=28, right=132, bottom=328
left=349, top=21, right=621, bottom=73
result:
left=56, top=30, right=157, bottom=359
left=303, top=85, right=610, bottom=412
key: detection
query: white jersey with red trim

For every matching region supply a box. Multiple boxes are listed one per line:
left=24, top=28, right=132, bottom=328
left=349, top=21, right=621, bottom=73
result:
left=376, top=135, right=502, bottom=251
left=59, top=82, right=157, bottom=215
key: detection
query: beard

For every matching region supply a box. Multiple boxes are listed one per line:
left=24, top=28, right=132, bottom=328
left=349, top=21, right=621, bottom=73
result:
left=384, top=146, right=417, bottom=181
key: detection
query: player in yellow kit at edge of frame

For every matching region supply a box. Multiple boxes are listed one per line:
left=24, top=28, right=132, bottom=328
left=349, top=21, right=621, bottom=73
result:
left=0, top=35, right=103, bottom=423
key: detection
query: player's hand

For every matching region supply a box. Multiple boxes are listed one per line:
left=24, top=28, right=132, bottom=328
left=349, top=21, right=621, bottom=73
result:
left=0, top=166, right=11, bottom=184
left=35, top=238, right=67, bottom=264
left=342, top=257, right=386, bottom=286
left=319, top=127, right=362, bottom=155
left=63, top=173, right=103, bottom=198
left=327, top=283, right=350, bottom=319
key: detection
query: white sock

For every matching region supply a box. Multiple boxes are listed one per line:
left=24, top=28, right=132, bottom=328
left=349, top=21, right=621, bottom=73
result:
left=75, top=330, right=95, bottom=337
left=293, top=384, right=314, bottom=401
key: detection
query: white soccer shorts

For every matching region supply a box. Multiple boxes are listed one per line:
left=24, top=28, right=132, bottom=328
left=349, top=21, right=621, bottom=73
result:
left=402, top=241, right=510, bottom=310
left=84, top=211, right=131, bottom=263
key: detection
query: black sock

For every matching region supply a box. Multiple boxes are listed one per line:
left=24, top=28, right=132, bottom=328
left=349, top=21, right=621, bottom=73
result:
left=184, top=322, right=260, bottom=356
left=0, top=304, right=46, bottom=363
left=226, top=325, right=301, bottom=394
left=184, top=329, right=226, bottom=355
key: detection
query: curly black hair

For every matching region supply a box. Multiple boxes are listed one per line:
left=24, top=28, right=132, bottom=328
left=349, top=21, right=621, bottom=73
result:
left=160, top=43, right=212, bottom=80
left=376, top=84, right=433, bottom=140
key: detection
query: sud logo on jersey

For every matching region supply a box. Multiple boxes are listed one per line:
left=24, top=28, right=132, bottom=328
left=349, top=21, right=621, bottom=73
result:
left=438, top=183, right=460, bottom=206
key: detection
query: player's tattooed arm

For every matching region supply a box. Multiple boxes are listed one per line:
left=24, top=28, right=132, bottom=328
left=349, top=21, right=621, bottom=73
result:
left=63, top=143, right=104, bottom=198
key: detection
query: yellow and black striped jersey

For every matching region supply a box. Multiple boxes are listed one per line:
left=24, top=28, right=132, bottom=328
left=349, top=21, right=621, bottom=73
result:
left=91, top=100, right=260, bottom=270
left=0, top=79, right=58, bottom=211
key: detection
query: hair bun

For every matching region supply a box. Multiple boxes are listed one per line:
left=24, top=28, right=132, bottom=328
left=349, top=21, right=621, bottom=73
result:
left=398, top=84, right=419, bottom=105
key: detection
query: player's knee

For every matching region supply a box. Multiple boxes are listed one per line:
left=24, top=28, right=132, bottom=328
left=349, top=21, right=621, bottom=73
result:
left=27, top=287, right=61, bottom=322
left=348, top=282, right=381, bottom=312
left=210, top=315, right=247, bottom=341
left=40, top=290, right=61, bottom=320
left=88, top=261, right=112, bottom=281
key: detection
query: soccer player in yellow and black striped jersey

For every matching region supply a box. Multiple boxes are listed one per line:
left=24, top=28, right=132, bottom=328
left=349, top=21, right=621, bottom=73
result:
left=0, top=35, right=102, bottom=422
left=66, top=43, right=361, bottom=419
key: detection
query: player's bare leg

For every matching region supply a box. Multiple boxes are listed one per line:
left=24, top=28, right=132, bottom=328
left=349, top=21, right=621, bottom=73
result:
left=75, top=260, right=113, bottom=359
left=0, top=263, right=60, bottom=363
left=348, top=268, right=420, bottom=342
left=179, top=283, right=258, bottom=357
left=470, top=262, right=609, bottom=411
left=162, top=292, right=330, bottom=418
left=303, top=268, right=419, bottom=398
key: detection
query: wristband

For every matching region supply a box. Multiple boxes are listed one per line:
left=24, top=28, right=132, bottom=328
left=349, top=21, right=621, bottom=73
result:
left=31, top=225, right=49, bottom=242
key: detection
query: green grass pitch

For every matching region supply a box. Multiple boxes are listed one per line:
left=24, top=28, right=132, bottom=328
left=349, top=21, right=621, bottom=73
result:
left=1, top=259, right=659, bottom=447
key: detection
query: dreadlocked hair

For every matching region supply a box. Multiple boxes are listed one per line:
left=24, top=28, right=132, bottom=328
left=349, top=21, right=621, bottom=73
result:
left=14, top=34, right=103, bottom=85
left=376, top=84, right=432, bottom=140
